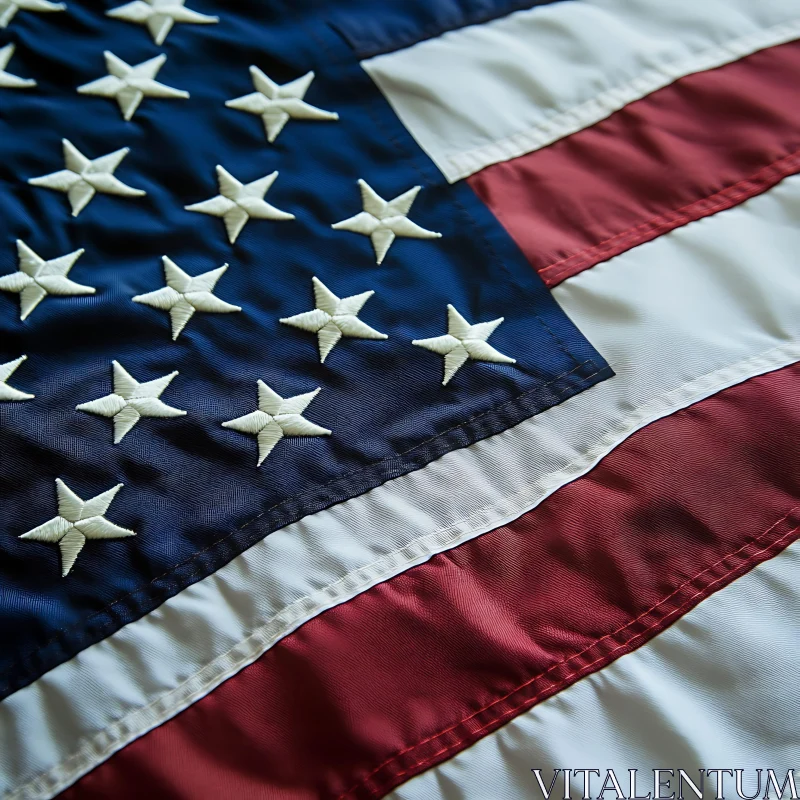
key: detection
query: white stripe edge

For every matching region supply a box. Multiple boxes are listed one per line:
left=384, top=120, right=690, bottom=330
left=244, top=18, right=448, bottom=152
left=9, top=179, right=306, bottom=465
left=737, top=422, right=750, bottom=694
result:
left=447, top=17, right=800, bottom=181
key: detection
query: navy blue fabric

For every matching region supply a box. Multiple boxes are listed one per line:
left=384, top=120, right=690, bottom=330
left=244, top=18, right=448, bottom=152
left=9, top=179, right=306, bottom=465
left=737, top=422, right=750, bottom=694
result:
left=327, top=0, right=573, bottom=59
left=0, top=0, right=611, bottom=699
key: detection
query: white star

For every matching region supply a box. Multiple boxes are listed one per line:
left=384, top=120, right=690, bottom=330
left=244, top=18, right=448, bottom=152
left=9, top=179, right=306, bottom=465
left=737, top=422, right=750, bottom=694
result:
left=225, top=67, right=338, bottom=144
left=78, top=51, right=189, bottom=121
left=133, top=256, right=241, bottom=340
left=332, top=180, right=441, bottom=265
left=19, top=479, right=135, bottom=576
left=0, top=44, right=36, bottom=89
left=0, top=240, right=94, bottom=321
left=280, top=276, right=387, bottom=363
left=185, top=166, right=294, bottom=244
left=222, top=381, right=331, bottom=466
left=0, top=355, right=34, bottom=401
left=412, top=304, right=516, bottom=385
left=106, top=0, right=218, bottom=46
left=0, top=0, right=65, bottom=29
left=29, top=138, right=146, bottom=217
left=76, top=360, right=186, bottom=443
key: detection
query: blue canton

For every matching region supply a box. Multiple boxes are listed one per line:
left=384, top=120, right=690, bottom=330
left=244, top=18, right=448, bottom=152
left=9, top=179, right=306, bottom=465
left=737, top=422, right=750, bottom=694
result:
left=0, top=0, right=612, bottom=699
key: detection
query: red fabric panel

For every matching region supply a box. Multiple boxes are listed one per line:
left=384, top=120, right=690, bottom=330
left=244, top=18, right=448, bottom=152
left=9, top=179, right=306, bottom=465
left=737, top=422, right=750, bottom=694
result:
left=62, top=364, right=800, bottom=800
left=468, top=40, right=800, bottom=287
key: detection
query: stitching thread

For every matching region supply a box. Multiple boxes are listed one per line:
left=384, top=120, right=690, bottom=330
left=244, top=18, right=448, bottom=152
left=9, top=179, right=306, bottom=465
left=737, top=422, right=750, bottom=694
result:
left=76, top=51, right=189, bottom=122
left=28, top=138, right=146, bottom=217
left=338, top=509, right=800, bottom=799
left=538, top=148, right=800, bottom=286
left=383, top=524, right=800, bottom=791
left=224, top=67, right=338, bottom=145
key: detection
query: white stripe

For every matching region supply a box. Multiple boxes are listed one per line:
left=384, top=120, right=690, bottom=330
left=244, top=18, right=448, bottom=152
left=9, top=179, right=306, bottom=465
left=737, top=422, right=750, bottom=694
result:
left=5, top=175, right=800, bottom=800
left=362, top=0, right=800, bottom=182
left=390, top=540, right=800, bottom=800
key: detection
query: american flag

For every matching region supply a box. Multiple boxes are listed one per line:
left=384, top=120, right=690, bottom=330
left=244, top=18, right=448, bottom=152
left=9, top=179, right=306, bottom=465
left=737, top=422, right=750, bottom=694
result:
left=0, top=0, right=798, bottom=798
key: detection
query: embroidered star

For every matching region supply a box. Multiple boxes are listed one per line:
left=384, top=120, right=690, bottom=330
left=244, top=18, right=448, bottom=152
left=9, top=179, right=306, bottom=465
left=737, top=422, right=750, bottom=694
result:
left=0, top=240, right=94, bottom=321
left=29, top=139, right=146, bottom=217
left=78, top=51, right=189, bottom=121
left=225, top=67, right=338, bottom=144
left=332, top=180, right=441, bottom=265
left=0, top=355, right=34, bottom=401
left=133, top=256, right=241, bottom=340
left=0, top=44, right=36, bottom=89
left=0, top=0, right=65, bottom=29
left=412, top=304, right=516, bottom=385
left=280, top=276, right=388, bottom=363
left=19, top=479, right=135, bottom=576
left=76, top=360, right=186, bottom=443
left=222, top=381, right=331, bottom=466
left=185, top=166, right=294, bottom=244
left=106, top=0, right=218, bottom=46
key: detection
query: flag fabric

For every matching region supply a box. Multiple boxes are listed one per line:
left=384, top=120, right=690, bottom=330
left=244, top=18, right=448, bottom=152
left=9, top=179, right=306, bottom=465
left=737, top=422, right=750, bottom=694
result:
left=0, top=1, right=799, bottom=799
left=0, top=0, right=611, bottom=700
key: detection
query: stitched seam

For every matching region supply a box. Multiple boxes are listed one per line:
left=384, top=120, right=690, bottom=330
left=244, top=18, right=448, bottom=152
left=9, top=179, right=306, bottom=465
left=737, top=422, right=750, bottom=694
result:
left=235, top=363, right=598, bottom=524
left=447, top=189, right=582, bottom=368
left=1, top=360, right=600, bottom=690
left=338, top=508, right=800, bottom=799
left=540, top=149, right=800, bottom=275
left=348, top=521, right=800, bottom=797
left=12, top=346, right=800, bottom=800
left=446, top=18, right=800, bottom=180
left=538, top=148, right=800, bottom=283
left=383, top=523, right=800, bottom=791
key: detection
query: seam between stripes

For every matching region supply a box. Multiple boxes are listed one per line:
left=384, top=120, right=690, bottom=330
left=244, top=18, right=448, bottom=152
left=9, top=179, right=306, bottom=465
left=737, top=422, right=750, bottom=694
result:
left=538, top=148, right=800, bottom=286
left=443, top=17, right=800, bottom=181
left=385, top=522, right=800, bottom=791
left=340, top=512, right=800, bottom=799
left=405, top=523, right=800, bottom=764
left=390, top=523, right=800, bottom=783
left=10, top=343, right=800, bottom=800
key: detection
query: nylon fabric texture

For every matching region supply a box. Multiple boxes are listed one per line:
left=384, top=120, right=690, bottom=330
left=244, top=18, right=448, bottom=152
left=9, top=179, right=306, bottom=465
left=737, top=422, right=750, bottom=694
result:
left=4, top=2, right=800, bottom=798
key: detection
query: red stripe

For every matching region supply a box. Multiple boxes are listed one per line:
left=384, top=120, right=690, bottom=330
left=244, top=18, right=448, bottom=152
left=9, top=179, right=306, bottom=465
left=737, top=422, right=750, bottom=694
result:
left=62, top=364, right=800, bottom=800
left=468, top=39, right=800, bottom=287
